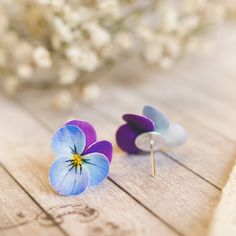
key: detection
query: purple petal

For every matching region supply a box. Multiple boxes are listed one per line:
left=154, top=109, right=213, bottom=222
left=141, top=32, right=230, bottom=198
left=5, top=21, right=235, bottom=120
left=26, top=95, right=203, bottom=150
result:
left=65, top=120, right=97, bottom=149
left=116, top=124, right=141, bottom=154
left=116, top=114, right=155, bottom=154
left=123, top=114, right=155, bottom=132
left=83, top=140, right=113, bottom=163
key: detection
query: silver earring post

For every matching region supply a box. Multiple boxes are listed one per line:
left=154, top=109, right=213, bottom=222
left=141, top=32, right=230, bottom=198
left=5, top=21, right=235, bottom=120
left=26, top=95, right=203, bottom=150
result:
left=135, top=131, right=165, bottom=177
left=149, top=133, right=156, bottom=176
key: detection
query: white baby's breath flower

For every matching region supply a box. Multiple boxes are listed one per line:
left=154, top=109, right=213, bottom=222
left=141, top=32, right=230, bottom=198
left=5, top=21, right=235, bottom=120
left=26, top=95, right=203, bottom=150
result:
left=14, top=42, right=33, bottom=63
left=115, top=32, right=133, bottom=50
left=136, top=27, right=155, bottom=42
left=66, top=47, right=99, bottom=72
left=83, top=22, right=111, bottom=49
left=37, top=0, right=51, bottom=4
left=17, top=64, right=33, bottom=80
left=63, top=6, right=93, bottom=26
left=0, top=0, right=230, bottom=108
left=33, top=46, right=52, bottom=68
left=160, top=6, right=178, bottom=32
left=81, top=83, right=101, bottom=103
left=53, top=17, right=74, bottom=43
left=143, top=43, right=163, bottom=64
left=97, top=0, right=120, bottom=19
left=53, top=90, right=73, bottom=110
left=38, top=0, right=65, bottom=9
left=178, top=15, right=200, bottom=37
left=37, top=0, right=50, bottom=5
left=63, top=6, right=81, bottom=26
left=165, top=38, right=181, bottom=58
left=49, top=0, right=65, bottom=9
left=58, top=65, right=79, bottom=85
left=159, top=57, right=174, bottom=69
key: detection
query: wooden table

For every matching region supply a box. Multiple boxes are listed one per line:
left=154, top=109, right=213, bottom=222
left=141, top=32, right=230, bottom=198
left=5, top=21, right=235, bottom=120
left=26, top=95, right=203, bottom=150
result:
left=1, top=24, right=236, bottom=236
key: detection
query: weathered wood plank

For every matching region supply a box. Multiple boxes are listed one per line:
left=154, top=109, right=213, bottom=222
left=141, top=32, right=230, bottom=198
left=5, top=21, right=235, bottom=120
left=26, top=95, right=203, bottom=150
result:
left=136, top=78, right=236, bottom=142
left=18, top=90, right=220, bottom=236
left=15, top=24, right=236, bottom=236
left=168, top=23, right=236, bottom=104
left=0, top=165, right=65, bottom=236
left=89, top=81, right=235, bottom=189
left=0, top=95, right=178, bottom=236
left=117, top=26, right=236, bottom=142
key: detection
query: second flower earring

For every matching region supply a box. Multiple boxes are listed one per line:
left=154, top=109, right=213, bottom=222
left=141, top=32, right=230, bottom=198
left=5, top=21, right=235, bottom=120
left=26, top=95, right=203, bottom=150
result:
left=116, top=105, right=187, bottom=177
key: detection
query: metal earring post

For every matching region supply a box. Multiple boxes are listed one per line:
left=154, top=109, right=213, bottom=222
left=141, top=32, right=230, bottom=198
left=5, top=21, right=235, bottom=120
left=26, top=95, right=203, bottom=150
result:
left=135, top=131, right=165, bottom=177
left=149, top=134, right=156, bottom=177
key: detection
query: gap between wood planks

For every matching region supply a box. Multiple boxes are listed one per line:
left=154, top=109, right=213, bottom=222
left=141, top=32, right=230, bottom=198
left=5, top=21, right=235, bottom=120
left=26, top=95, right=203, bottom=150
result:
left=15, top=94, right=222, bottom=191
left=12, top=66, right=229, bottom=235
left=115, top=72, right=236, bottom=145
left=0, top=95, right=180, bottom=236
left=135, top=81, right=236, bottom=145
left=5, top=24, right=235, bottom=236
left=128, top=84, right=234, bottom=189
left=90, top=84, right=226, bottom=190
left=96, top=80, right=235, bottom=189
left=14, top=94, right=222, bottom=236
left=90, top=105, right=222, bottom=192
left=13, top=97, right=185, bottom=236
left=3, top=88, right=229, bottom=236
left=0, top=162, right=69, bottom=236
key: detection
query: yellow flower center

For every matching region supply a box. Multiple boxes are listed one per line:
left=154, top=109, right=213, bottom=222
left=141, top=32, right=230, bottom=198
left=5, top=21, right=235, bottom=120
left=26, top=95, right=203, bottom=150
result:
left=73, top=154, right=83, bottom=166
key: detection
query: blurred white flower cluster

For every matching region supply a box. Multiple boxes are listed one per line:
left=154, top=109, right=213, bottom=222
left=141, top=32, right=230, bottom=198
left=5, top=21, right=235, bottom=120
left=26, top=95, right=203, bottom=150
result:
left=0, top=0, right=227, bottom=107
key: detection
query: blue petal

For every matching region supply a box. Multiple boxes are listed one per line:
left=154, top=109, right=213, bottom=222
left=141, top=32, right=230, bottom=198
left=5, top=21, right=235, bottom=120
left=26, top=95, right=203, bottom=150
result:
left=49, top=157, right=90, bottom=196
left=143, top=105, right=170, bottom=131
left=82, top=153, right=110, bottom=186
left=161, top=123, right=187, bottom=147
left=51, top=125, right=86, bottom=157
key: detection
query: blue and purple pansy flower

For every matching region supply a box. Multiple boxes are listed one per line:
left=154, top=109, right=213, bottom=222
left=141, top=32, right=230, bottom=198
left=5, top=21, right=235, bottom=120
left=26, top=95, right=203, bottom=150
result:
left=116, top=105, right=187, bottom=154
left=49, top=120, right=112, bottom=196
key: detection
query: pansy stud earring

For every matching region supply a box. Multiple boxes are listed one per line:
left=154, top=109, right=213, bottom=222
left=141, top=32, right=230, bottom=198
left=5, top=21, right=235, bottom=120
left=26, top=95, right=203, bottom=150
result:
left=49, top=120, right=112, bottom=196
left=116, top=105, right=187, bottom=176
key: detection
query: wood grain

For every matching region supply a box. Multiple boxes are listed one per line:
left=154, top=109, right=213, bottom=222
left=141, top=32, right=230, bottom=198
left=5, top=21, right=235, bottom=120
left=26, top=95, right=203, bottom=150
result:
left=95, top=82, right=236, bottom=189
left=17, top=90, right=220, bottom=236
left=0, top=165, right=65, bottom=236
left=0, top=95, right=178, bottom=236
left=1, top=24, right=236, bottom=236
left=136, top=78, right=236, bottom=142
